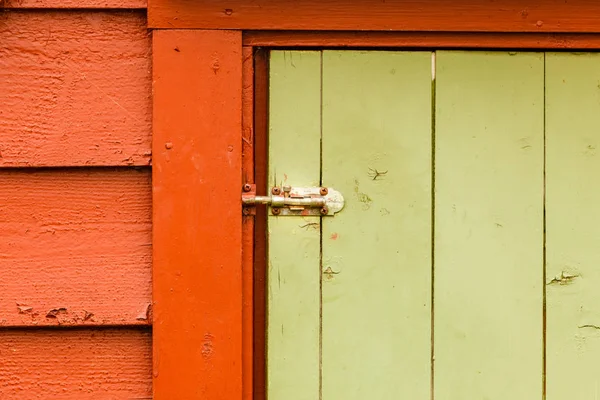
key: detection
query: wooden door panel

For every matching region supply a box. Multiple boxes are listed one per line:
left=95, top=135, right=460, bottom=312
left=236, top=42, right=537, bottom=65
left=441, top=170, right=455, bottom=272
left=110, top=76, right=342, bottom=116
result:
left=434, top=51, right=544, bottom=400
left=267, top=50, right=322, bottom=400
left=321, top=50, right=433, bottom=399
left=546, top=52, right=600, bottom=400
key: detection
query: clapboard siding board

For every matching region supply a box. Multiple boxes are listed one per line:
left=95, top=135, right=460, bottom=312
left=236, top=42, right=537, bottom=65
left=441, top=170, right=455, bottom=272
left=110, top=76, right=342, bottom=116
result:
left=4, top=0, right=146, bottom=7
left=0, top=169, right=152, bottom=327
left=0, top=329, right=152, bottom=399
left=0, top=11, right=151, bottom=167
left=546, top=53, right=600, bottom=400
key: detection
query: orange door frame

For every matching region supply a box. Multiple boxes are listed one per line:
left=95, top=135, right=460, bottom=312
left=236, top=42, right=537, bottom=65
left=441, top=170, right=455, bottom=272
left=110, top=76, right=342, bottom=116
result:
left=151, top=2, right=600, bottom=399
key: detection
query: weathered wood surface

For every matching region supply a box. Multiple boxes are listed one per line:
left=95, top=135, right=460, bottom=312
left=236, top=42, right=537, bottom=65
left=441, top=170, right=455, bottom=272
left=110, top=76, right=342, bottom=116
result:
left=546, top=52, right=600, bottom=400
left=150, top=0, right=600, bottom=32
left=0, top=169, right=152, bottom=327
left=152, top=30, right=243, bottom=399
left=4, top=0, right=146, bottom=8
left=244, top=31, right=600, bottom=50
left=434, top=51, right=544, bottom=399
left=0, top=11, right=151, bottom=167
left=267, top=50, right=322, bottom=400
left=321, top=50, right=432, bottom=399
left=0, top=329, right=151, bottom=399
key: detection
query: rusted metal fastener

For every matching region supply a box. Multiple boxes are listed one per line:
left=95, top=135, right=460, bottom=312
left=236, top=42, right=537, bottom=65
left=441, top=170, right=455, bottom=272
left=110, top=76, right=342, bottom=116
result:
left=320, top=187, right=328, bottom=196
left=272, top=187, right=281, bottom=195
left=243, top=183, right=253, bottom=192
left=271, top=207, right=281, bottom=216
left=320, top=207, right=329, bottom=215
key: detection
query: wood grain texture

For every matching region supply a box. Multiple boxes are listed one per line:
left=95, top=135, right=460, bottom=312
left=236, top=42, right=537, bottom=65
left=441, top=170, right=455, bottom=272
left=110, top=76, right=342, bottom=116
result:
left=241, top=45, right=254, bottom=400
left=434, top=51, right=544, bottom=399
left=152, top=30, right=242, bottom=399
left=0, top=11, right=151, bottom=167
left=0, top=169, right=151, bottom=327
left=149, top=0, right=600, bottom=32
left=546, top=53, right=600, bottom=400
left=244, top=31, right=600, bottom=50
left=252, top=47, right=269, bottom=400
left=267, top=50, right=321, bottom=400
left=321, top=51, right=432, bottom=399
left=4, top=0, right=146, bottom=8
left=0, top=329, right=151, bottom=399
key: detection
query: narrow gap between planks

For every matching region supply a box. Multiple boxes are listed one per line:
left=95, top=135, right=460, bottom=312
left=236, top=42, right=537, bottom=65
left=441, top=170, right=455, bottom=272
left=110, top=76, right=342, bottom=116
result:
left=318, top=49, right=325, bottom=400
left=542, top=51, right=547, bottom=400
left=430, top=50, right=437, bottom=400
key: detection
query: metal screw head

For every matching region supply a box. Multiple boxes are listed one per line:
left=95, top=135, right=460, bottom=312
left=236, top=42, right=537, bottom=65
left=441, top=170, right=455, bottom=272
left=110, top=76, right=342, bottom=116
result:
left=271, top=207, right=281, bottom=216
left=242, top=208, right=251, bottom=216
left=320, top=187, right=328, bottom=196
left=243, top=183, right=252, bottom=192
left=320, top=207, right=329, bottom=215
left=272, top=187, right=281, bottom=195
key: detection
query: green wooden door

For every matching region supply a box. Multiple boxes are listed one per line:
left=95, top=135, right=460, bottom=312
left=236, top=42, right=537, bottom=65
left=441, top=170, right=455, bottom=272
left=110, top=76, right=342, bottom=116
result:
left=267, top=50, right=600, bottom=400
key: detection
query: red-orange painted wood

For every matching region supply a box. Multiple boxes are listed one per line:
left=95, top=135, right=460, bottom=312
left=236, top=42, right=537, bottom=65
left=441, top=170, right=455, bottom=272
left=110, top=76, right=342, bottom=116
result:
left=4, top=0, right=146, bottom=7
left=252, top=47, right=268, bottom=400
left=0, top=328, right=151, bottom=399
left=241, top=45, right=254, bottom=400
left=0, top=169, right=151, bottom=327
left=244, top=31, right=600, bottom=49
left=153, top=30, right=243, bottom=399
left=149, top=0, right=600, bottom=32
left=0, top=11, right=151, bottom=167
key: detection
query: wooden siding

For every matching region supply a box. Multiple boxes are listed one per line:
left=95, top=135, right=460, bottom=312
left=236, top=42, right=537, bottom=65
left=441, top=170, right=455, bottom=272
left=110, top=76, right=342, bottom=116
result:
left=0, top=169, right=151, bottom=327
left=4, top=0, right=146, bottom=8
left=0, top=1, right=152, bottom=397
left=0, top=329, right=152, bottom=399
left=0, top=10, right=151, bottom=167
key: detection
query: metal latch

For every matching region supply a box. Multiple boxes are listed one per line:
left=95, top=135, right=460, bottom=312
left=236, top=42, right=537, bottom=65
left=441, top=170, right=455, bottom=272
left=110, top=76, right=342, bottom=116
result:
left=242, top=185, right=345, bottom=216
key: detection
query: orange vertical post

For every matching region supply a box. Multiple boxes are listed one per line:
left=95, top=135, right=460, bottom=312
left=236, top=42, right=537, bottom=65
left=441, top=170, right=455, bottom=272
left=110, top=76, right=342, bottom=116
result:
left=152, top=30, right=243, bottom=399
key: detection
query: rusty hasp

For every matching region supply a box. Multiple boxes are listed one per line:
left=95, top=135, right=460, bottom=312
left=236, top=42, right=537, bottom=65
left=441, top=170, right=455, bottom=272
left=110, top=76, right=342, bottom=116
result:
left=242, top=185, right=344, bottom=216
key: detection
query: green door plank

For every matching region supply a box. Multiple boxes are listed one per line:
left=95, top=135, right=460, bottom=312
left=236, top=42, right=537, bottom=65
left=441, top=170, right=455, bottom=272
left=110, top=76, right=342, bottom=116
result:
left=321, top=51, right=433, bottom=399
left=267, top=50, right=322, bottom=400
left=434, top=51, right=544, bottom=400
left=546, top=53, right=600, bottom=400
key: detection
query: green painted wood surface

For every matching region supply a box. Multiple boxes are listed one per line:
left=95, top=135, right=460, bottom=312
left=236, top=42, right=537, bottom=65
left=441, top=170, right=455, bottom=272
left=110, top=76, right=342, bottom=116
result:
left=546, top=53, right=600, bottom=400
left=321, top=51, right=432, bottom=399
left=267, top=50, right=322, bottom=400
left=434, top=51, right=544, bottom=400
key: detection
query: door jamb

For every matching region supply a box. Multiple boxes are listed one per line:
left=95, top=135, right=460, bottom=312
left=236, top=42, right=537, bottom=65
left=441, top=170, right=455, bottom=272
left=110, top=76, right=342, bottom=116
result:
left=152, top=16, right=600, bottom=400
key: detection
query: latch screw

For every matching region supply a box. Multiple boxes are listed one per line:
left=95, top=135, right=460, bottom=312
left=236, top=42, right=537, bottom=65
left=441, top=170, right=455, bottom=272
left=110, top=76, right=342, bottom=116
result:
left=320, top=207, right=329, bottom=215
left=243, top=183, right=253, bottom=192
left=272, top=208, right=281, bottom=216
left=272, top=187, right=282, bottom=195
left=320, top=187, right=328, bottom=196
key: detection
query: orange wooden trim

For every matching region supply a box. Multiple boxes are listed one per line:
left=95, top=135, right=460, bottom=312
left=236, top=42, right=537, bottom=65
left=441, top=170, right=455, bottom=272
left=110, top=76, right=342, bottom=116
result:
left=152, top=29, right=243, bottom=399
left=243, top=31, right=600, bottom=49
left=149, top=0, right=600, bottom=32
left=241, top=45, right=254, bottom=400
left=252, top=47, right=269, bottom=400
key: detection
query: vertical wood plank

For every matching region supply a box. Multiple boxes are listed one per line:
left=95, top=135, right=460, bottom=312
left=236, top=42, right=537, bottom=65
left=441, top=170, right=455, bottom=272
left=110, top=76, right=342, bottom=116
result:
left=546, top=53, right=600, bottom=400
left=434, top=51, right=544, bottom=400
left=253, top=48, right=270, bottom=400
left=242, top=45, right=255, bottom=400
left=267, top=50, right=322, bottom=400
left=152, top=30, right=242, bottom=400
left=320, top=51, right=433, bottom=399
